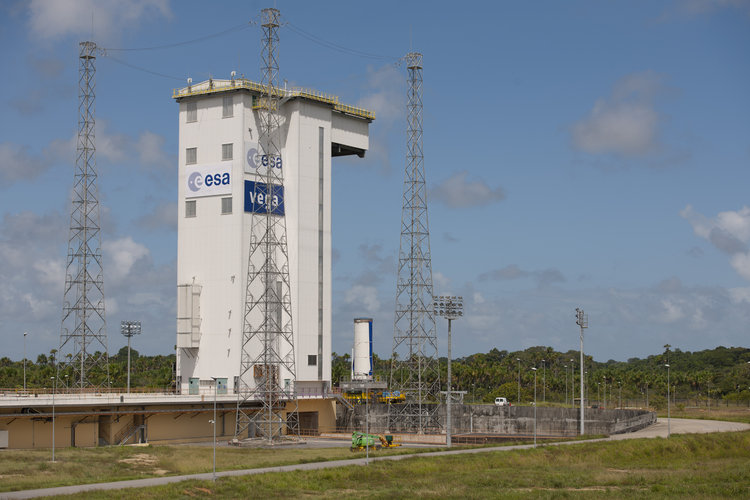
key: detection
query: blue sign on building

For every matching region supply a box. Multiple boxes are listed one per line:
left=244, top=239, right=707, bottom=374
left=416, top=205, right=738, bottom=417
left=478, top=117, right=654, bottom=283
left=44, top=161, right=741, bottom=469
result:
left=244, top=180, right=284, bottom=216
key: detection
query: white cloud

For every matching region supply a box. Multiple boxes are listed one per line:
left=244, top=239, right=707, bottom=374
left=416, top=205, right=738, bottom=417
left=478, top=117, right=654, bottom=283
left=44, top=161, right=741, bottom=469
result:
left=344, top=284, right=381, bottom=312
left=730, top=253, right=750, bottom=281
left=571, top=71, right=665, bottom=157
left=103, top=236, right=150, bottom=281
left=433, top=271, right=451, bottom=291
left=479, top=265, right=566, bottom=288
left=28, top=0, right=171, bottom=43
left=728, top=287, right=750, bottom=304
left=136, top=131, right=172, bottom=169
left=0, top=142, right=49, bottom=185
left=357, top=64, right=403, bottom=125
left=135, top=201, right=177, bottom=232
left=682, top=204, right=750, bottom=281
left=430, top=171, right=506, bottom=208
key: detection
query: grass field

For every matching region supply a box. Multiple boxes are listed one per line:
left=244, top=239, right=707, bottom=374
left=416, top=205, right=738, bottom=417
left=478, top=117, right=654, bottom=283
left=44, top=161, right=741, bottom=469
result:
left=657, top=405, right=750, bottom=424
left=0, top=442, right=449, bottom=493
left=44, top=430, right=750, bottom=499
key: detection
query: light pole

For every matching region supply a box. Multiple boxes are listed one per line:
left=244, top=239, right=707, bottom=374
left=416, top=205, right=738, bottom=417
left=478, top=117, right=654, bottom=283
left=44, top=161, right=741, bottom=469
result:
left=51, top=376, right=56, bottom=462
left=120, top=321, right=142, bottom=394
left=23, top=332, right=28, bottom=392
left=433, top=295, right=463, bottom=448
left=665, top=364, right=671, bottom=438
left=570, top=360, right=574, bottom=408
left=575, top=308, right=588, bottom=435
left=210, top=376, right=218, bottom=481
left=517, top=358, right=521, bottom=404
left=541, top=359, right=546, bottom=403
left=531, top=367, right=537, bottom=447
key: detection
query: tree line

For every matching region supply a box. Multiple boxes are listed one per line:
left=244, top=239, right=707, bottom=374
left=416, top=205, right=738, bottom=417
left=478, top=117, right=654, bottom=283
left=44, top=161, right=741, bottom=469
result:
left=3, top=345, right=749, bottom=406
left=0, top=347, right=174, bottom=392
left=333, top=345, right=750, bottom=407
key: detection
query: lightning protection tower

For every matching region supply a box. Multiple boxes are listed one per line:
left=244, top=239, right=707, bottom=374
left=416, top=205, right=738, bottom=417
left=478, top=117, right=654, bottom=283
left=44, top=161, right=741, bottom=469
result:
left=58, top=41, right=110, bottom=391
left=389, top=52, right=440, bottom=433
left=235, top=7, right=300, bottom=443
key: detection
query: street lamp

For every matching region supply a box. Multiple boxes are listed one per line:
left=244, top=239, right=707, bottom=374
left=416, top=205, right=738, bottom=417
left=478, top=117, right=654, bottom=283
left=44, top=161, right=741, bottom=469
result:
left=665, top=364, right=671, bottom=438
left=120, top=321, right=142, bottom=394
left=433, top=295, right=463, bottom=448
left=516, top=358, right=521, bottom=404
left=23, top=332, right=28, bottom=392
left=576, top=308, right=588, bottom=435
left=51, top=376, right=56, bottom=462
left=210, top=376, right=218, bottom=481
left=531, top=367, right=537, bottom=447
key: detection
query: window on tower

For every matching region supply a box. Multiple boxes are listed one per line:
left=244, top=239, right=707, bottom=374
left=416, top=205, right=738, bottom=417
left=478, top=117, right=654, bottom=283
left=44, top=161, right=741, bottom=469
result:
left=308, top=355, right=317, bottom=366
left=221, top=197, right=232, bottom=214
left=186, top=101, right=197, bottom=122
left=222, top=143, right=233, bottom=161
left=186, top=147, right=197, bottom=165
left=222, top=95, right=233, bottom=118
left=185, top=200, right=196, bottom=218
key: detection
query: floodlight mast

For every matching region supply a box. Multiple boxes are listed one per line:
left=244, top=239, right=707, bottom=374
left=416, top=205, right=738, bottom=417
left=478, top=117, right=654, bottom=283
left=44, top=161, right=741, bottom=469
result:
left=433, top=295, right=463, bottom=447
left=575, top=307, right=588, bottom=435
left=120, top=321, right=141, bottom=394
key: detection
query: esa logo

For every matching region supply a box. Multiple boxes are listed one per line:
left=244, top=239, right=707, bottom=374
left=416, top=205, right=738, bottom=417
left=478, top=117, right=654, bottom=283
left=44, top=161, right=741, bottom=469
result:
left=187, top=171, right=230, bottom=192
left=246, top=147, right=282, bottom=170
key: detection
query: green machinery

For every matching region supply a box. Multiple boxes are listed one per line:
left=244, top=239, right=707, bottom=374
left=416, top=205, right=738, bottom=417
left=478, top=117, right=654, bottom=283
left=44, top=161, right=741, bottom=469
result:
left=350, top=431, right=401, bottom=451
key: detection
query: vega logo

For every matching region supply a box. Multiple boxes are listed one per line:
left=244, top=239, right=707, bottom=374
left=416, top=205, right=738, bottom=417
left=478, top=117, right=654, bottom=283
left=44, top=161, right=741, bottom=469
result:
left=244, top=180, right=284, bottom=216
left=185, top=165, right=232, bottom=198
left=246, top=146, right=282, bottom=170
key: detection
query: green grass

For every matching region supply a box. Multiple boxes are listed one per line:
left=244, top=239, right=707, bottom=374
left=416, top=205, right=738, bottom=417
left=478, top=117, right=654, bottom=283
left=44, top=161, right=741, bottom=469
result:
left=0, top=441, right=455, bottom=493
left=658, top=406, right=750, bottom=424
left=49, top=431, right=750, bottom=499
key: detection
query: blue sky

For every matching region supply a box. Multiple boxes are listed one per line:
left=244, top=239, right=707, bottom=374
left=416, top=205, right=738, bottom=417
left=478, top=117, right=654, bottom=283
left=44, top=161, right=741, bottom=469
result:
left=1, top=0, right=749, bottom=363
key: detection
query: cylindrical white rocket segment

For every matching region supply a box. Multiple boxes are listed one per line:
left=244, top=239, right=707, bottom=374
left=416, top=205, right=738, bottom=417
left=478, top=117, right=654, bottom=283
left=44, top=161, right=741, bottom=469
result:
left=353, top=318, right=373, bottom=381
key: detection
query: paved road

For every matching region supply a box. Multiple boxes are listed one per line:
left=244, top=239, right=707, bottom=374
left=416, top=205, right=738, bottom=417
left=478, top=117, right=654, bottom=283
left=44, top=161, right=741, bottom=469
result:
left=2, top=418, right=748, bottom=499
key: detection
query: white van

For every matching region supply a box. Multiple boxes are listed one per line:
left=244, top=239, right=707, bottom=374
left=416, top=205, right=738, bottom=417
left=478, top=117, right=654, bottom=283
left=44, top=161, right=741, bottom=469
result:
left=494, top=397, right=510, bottom=406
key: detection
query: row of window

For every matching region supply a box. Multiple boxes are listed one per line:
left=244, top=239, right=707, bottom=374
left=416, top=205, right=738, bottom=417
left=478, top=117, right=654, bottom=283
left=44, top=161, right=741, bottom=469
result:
left=185, top=143, right=233, bottom=165
left=185, top=95, right=234, bottom=123
left=185, top=197, right=233, bottom=217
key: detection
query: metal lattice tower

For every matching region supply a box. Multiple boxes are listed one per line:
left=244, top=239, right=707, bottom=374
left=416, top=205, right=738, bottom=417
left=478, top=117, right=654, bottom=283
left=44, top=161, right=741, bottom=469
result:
left=389, top=52, right=440, bottom=433
left=58, top=41, right=110, bottom=391
left=235, top=8, right=300, bottom=443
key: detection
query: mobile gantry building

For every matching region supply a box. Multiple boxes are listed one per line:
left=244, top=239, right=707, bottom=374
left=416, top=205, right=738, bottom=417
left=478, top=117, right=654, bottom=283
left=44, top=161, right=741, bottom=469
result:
left=173, top=77, right=373, bottom=399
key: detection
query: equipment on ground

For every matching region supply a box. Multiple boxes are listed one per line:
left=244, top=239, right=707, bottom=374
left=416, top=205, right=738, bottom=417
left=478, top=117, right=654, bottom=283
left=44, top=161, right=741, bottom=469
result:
left=350, top=431, right=401, bottom=451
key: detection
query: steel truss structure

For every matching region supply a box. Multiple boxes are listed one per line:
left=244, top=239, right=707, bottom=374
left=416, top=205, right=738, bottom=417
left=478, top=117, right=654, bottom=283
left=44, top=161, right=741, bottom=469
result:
left=235, top=8, right=300, bottom=442
left=58, top=41, right=110, bottom=391
left=389, top=52, right=440, bottom=433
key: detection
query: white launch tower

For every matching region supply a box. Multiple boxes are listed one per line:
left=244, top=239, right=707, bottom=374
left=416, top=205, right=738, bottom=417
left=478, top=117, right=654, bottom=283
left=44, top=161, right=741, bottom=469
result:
left=173, top=77, right=372, bottom=397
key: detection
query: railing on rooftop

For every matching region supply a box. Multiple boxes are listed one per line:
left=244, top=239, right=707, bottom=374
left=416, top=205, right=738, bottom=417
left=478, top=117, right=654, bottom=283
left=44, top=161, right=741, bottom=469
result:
left=172, top=78, right=375, bottom=121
